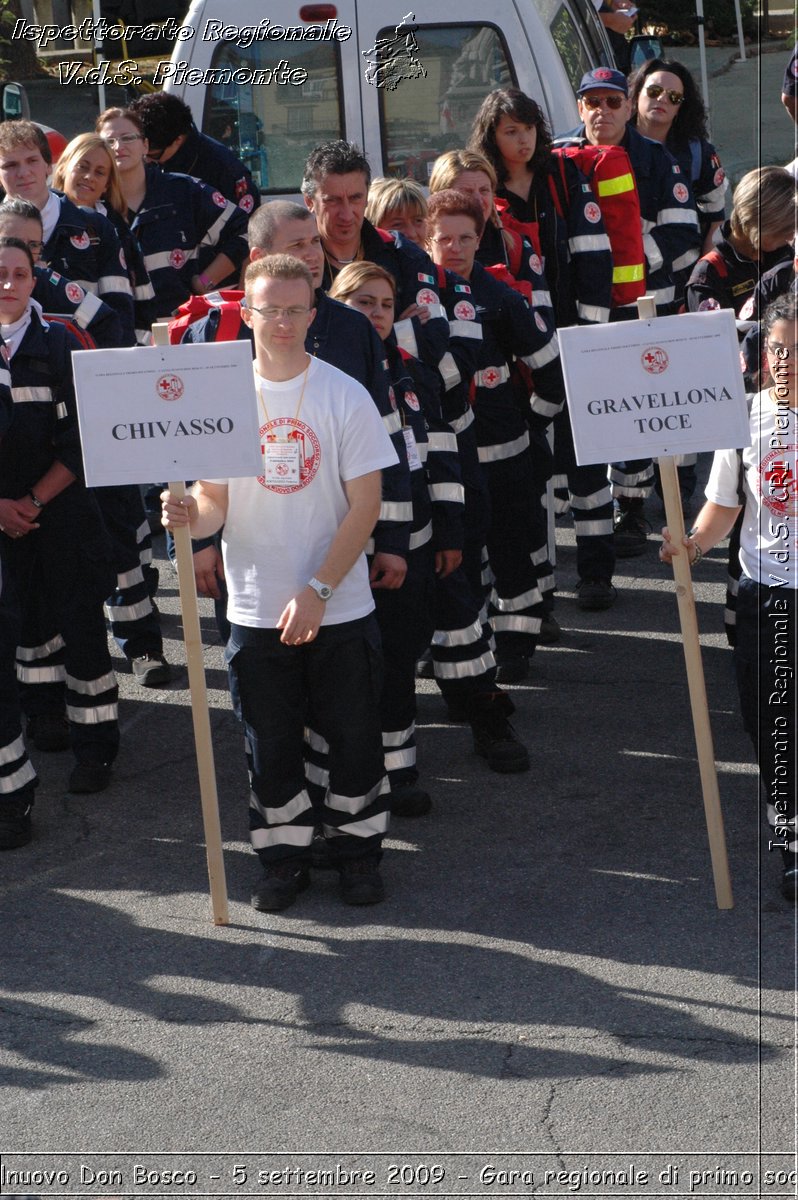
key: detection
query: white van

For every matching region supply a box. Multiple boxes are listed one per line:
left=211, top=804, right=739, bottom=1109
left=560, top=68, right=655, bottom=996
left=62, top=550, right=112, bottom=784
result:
left=163, top=0, right=617, bottom=197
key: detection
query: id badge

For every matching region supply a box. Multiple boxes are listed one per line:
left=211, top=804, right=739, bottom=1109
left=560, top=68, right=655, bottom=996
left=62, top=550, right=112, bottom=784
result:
left=402, top=427, right=423, bottom=472
left=262, top=440, right=301, bottom=484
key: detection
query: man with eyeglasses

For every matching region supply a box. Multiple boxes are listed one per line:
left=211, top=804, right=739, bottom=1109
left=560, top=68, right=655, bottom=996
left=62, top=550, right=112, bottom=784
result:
left=554, top=68, right=701, bottom=555
left=179, top=200, right=412, bottom=622
left=177, top=201, right=423, bottom=814
left=128, top=93, right=259, bottom=215
left=0, top=121, right=135, bottom=346
left=162, top=254, right=398, bottom=912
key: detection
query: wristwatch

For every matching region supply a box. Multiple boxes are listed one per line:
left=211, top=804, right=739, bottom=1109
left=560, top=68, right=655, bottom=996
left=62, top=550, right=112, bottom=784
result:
left=308, top=576, right=334, bottom=601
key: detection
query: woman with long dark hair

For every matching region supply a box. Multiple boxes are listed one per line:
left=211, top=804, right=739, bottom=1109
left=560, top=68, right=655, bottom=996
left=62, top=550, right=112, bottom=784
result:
left=629, top=58, right=727, bottom=255
left=468, top=87, right=618, bottom=611
left=468, top=87, right=612, bottom=326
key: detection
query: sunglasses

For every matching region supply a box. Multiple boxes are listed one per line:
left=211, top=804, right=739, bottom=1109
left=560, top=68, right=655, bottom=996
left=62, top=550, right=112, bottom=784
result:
left=580, top=93, right=626, bottom=110
left=644, top=83, right=685, bottom=105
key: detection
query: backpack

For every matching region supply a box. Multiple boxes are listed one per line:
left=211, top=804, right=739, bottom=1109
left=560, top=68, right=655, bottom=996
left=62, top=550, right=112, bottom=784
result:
left=492, top=199, right=544, bottom=262
left=550, top=145, right=646, bottom=308
left=168, top=290, right=245, bottom=344
left=41, top=313, right=97, bottom=350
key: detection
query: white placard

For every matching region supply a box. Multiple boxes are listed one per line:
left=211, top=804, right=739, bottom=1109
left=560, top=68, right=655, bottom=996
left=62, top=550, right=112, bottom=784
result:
left=558, top=309, right=751, bottom=466
left=72, top=341, right=263, bottom=486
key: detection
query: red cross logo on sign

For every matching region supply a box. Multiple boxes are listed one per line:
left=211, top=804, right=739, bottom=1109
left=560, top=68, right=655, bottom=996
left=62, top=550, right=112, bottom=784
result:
left=156, top=373, right=184, bottom=401
left=641, top=346, right=669, bottom=375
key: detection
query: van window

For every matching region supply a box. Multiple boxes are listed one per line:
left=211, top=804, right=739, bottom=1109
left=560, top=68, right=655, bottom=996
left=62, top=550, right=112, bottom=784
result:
left=548, top=5, right=593, bottom=93
left=377, top=24, right=515, bottom=185
left=200, top=40, right=344, bottom=192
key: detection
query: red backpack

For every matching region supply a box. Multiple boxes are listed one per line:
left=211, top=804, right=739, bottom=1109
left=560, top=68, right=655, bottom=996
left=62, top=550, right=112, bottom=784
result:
left=550, top=145, right=646, bottom=308
left=42, top=313, right=97, bottom=349
left=167, top=290, right=245, bottom=344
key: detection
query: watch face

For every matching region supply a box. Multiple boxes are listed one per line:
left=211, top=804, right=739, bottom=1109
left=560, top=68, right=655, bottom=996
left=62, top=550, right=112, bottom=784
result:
left=319, top=585, right=333, bottom=600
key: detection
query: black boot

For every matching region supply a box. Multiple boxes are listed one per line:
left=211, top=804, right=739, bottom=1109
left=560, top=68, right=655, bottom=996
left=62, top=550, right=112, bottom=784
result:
left=469, top=692, right=530, bottom=773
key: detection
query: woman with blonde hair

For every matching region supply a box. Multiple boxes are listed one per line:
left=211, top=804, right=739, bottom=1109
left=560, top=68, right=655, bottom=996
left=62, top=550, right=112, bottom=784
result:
left=428, top=148, right=517, bottom=270
left=366, top=177, right=428, bottom=247
left=686, top=166, right=797, bottom=316
left=52, top=131, right=156, bottom=344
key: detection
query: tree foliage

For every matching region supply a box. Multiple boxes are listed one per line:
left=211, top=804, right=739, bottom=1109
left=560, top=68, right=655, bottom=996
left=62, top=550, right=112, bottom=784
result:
left=0, top=0, right=44, bottom=80
left=642, top=0, right=757, bottom=41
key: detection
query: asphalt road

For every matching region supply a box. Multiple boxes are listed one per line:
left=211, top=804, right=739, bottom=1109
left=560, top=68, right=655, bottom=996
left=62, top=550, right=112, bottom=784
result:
left=1, top=474, right=795, bottom=1194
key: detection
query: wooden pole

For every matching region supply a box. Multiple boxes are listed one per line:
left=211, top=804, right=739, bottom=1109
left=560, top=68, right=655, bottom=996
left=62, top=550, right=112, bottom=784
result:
left=152, top=322, right=229, bottom=925
left=637, top=296, right=733, bottom=909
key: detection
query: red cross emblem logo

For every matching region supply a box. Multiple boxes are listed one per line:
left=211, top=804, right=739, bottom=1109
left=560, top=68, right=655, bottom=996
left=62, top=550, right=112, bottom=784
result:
left=156, top=373, right=184, bottom=401
left=641, top=346, right=668, bottom=374
left=482, top=368, right=499, bottom=388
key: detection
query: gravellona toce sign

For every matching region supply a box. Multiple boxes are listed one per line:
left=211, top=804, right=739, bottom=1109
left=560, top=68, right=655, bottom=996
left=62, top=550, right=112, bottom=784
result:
left=558, top=309, right=750, bottom=466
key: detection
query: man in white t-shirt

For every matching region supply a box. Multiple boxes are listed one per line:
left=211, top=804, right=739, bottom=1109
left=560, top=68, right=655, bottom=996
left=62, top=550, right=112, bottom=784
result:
left=163, top=254, right=398, bottom=911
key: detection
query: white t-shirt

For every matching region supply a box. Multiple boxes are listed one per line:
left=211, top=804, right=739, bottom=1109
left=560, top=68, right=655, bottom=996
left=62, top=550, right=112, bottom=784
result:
left=705, top=389, right=798, bottom=590
left=210, top=355, right=398, bottom=628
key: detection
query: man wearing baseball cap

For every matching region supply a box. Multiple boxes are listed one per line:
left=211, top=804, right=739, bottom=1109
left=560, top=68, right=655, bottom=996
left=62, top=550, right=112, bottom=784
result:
left=553, top=67, right=701, bottom=555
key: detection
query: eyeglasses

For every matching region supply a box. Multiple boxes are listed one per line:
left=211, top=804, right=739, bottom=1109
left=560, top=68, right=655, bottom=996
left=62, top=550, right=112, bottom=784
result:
left=431, top=234, right=478, bottom=248
left=580, top=93, right=626, bottom=110
left=246, top=304, right=311, bottom=321
left=101, top=133, right=142, bottom=146
left=644, top=83, right=684, bottom=105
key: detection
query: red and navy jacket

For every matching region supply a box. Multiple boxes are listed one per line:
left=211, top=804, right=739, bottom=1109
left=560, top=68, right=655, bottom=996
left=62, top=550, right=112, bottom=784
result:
left=553, top=123, right=700, bottom=312
left=102, top=203, right=157, bottom=344
left=130, top=164, right=249, bottom=318
left=496, top=154, right=613, bottom=326
left=450, top=261, right=563, bottom=463
left=0, top=310, right=112, bottom=574
left=321, top=219, right=450, bottom=376
left=385, top=341, right=465, bottom=555
left=457, top=235, right=564, bottom=429
left=740, top=261, right=796, bottom=389
left=157, top=125, right=260, bottom=215
left=0, top=351, right=10, bottom=439
left=181, top=288, right=413, bottom=560
left=669, top=136, right=727, bottom=245
left=685, top=222, right=793, bottom=316
left=0, top=309, right=86, bottom=492
left=43, top=193, right=135, bottom=344
left=33, top=265, right=126, bottom=348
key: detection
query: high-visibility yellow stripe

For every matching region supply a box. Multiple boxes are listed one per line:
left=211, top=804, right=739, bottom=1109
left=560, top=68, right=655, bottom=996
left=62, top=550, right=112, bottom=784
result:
left=597, top=172, right=635, bottom=197
left=612, top=263, right=646, bottom=283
